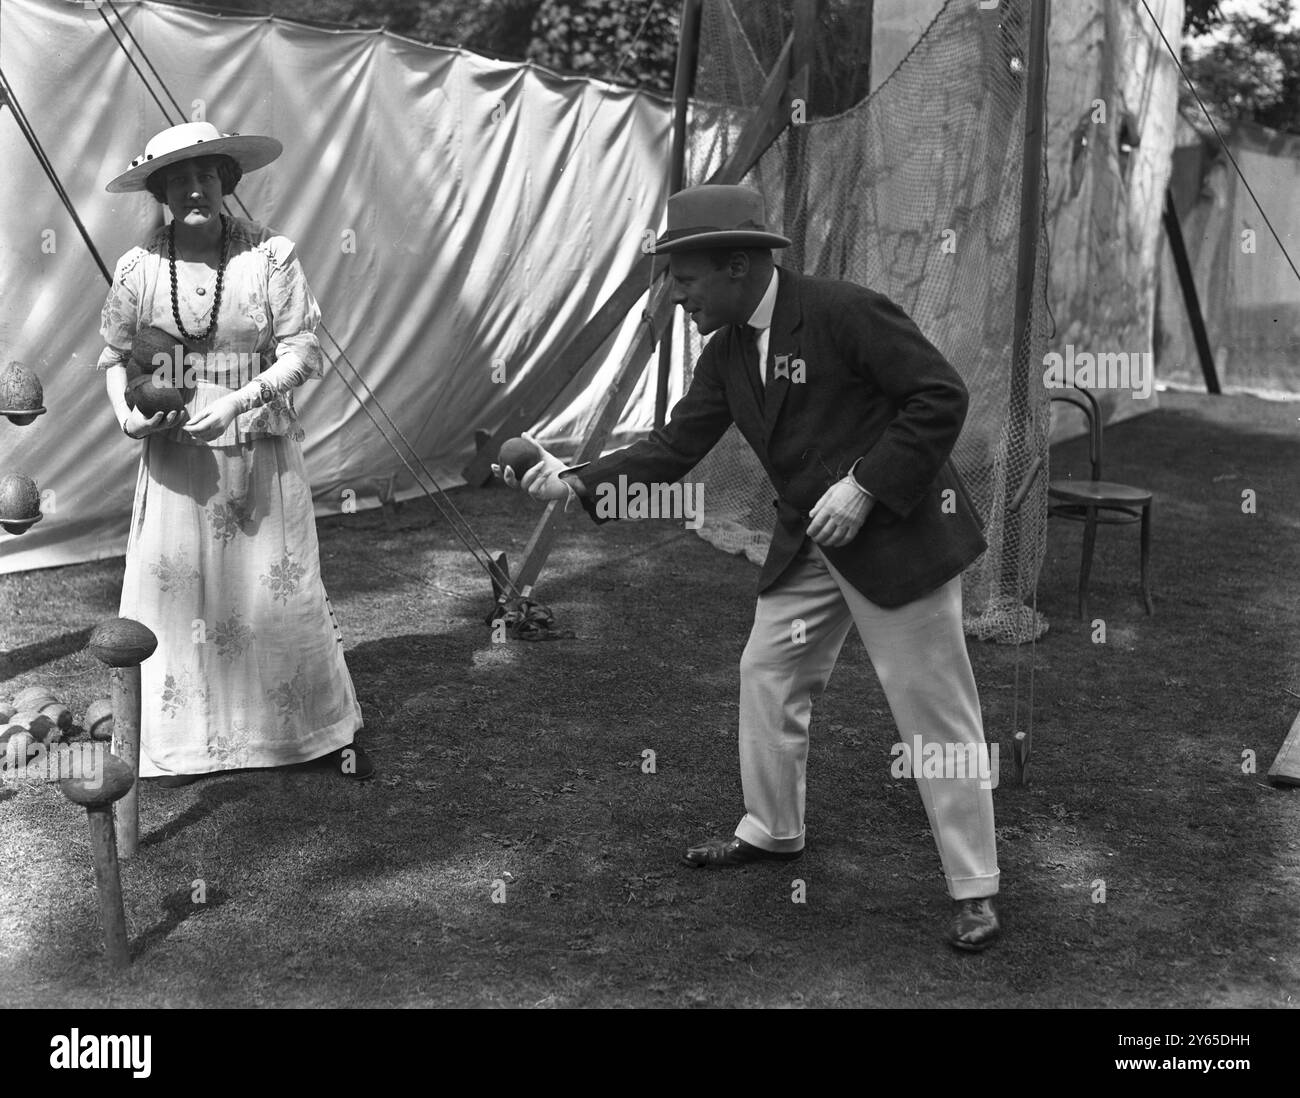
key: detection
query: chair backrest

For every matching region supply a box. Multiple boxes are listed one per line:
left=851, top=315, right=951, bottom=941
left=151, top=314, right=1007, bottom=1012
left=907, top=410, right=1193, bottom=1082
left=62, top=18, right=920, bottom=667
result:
left=1050, top=387, right=1103, bottom=481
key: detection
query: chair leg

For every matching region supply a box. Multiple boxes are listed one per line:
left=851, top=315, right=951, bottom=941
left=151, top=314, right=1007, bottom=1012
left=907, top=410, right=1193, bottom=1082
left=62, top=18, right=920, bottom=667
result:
left=1078, top=507, right=1098, bottom=621
left=1139, top=501, right=1153, bottom=615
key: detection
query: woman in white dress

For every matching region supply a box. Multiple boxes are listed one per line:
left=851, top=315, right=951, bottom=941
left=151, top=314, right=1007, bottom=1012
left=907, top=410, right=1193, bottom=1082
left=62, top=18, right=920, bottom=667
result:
left=98, top=121, right=372, bottom=787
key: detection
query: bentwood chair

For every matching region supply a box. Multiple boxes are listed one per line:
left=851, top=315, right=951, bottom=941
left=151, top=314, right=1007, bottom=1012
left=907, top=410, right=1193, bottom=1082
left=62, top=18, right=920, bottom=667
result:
left=1048, top=387, right=1154, bottom=620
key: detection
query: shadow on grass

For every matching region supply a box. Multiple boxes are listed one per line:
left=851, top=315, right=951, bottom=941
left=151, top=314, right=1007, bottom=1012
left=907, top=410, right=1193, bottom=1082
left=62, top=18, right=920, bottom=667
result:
left=137, top=781, right=254, bottom=851
left=131, top=884, right=231, bottom=962
left=0, top=627, right=93, bottom=680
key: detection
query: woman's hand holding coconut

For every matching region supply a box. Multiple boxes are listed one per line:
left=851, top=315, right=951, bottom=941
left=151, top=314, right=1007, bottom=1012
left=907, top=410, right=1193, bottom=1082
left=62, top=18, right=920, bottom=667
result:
left=121, top=405, right=187, bottom=440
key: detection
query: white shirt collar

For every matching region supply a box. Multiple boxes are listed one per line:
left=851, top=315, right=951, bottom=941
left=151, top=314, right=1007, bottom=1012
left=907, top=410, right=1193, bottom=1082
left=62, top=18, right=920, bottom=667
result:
left=746, top=268, right=779, bottom=331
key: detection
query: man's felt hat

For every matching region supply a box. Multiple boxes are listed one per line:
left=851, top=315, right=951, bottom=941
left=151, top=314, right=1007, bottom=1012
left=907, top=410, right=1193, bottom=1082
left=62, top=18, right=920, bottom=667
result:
left=106, top=121, right=282, bottom=193
left=652, top=184, right=792, bottom=253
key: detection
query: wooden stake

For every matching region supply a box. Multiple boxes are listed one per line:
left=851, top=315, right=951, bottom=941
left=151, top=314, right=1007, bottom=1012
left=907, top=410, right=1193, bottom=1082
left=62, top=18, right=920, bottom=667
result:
left=86, top=617, right=156, bottom=860
left=87, top=806, right=130, bottom=968
left=60, top=751, right=135, bottom=969
left=511, top=282, right=678, bottom=595
left=1162, top=187, right=1221, bottom=395
left=111, top=666, right=142, bottom=858
left=657, top=0, right=705, bottom=430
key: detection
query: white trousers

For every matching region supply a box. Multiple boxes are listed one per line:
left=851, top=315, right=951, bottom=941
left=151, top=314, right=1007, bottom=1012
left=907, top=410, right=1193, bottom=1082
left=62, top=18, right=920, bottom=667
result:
left=732, top=541, right=999, bottom=900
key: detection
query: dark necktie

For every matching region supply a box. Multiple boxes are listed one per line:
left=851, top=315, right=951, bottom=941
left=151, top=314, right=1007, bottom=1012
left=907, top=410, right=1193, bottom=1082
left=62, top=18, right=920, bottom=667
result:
left=738, top=324, right=763, bottom=405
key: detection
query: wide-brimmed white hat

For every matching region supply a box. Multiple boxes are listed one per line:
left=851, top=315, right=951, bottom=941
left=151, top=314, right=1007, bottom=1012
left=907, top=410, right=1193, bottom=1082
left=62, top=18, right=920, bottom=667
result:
left=105, top=121, right=282, bottom=193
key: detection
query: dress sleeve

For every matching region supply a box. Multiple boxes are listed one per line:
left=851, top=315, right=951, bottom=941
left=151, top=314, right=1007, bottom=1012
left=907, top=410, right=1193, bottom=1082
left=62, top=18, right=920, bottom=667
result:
left=265, top=235, right=324, bottom=386
left=230, top=235, right=324, bottom=414
left=97, top=248, right=145, bottom=370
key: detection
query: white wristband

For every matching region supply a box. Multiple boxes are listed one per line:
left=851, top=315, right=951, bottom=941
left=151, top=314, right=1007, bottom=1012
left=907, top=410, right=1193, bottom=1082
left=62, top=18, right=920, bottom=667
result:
left=844, top=457, right=874, bottom=499
left=559, top=472, right=580, bottom=512
left=843, top=474, right=873, bottom=499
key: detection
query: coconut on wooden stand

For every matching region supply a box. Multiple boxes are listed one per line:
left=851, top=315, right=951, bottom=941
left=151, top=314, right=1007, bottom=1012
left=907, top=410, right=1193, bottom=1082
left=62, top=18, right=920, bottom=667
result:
left=0, top=361, right=45, bottom=427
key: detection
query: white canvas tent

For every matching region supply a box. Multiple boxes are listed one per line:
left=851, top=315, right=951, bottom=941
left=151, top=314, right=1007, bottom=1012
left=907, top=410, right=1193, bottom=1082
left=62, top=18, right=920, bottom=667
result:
left=0, top=0, right=682, bottom=575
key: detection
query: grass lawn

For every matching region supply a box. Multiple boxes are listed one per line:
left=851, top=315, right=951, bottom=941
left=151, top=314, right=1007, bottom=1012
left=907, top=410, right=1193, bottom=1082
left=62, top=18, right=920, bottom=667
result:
left=1, top=390, right=1298, bottom=1008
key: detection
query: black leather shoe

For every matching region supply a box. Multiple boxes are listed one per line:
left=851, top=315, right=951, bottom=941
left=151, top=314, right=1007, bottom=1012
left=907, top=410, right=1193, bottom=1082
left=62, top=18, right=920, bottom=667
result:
left=948, top=897, right=1000, bottom=952
left=682, top=836, right=803, bottom=868
left=332, top=742, right=374, bottom=781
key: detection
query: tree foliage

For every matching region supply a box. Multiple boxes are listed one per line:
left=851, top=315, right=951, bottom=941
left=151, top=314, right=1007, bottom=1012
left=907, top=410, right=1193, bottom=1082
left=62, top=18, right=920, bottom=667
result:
left=1182, top=0, right=1225, bottom=37
left=526, top=0, right=678, bottom=94
left=188, top=0, right=677, bottom=90
left=1181, top=0, right=1300, bottom=134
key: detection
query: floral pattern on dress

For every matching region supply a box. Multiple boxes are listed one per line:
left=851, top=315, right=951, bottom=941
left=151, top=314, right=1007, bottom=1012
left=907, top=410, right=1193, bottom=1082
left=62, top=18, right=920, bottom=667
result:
left=245, top=392, right=288, bottom=437
left=97, top=245, right=151, bottom=359
left=260, top=551, right=306, bottom=604
left=210, top=719, right=253, bottom=767
left=160, top=669, right=207, bottom=719
left=213, top=609, right=254, bottom=660
left=268, top=665, right=308, bottom=732
left=150, top=551, right=200, bottom=595
left=209, top=496, right=254, bottom=543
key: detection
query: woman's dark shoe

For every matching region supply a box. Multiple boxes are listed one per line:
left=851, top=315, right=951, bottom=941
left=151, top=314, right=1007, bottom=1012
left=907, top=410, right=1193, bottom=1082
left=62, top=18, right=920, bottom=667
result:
left=332, top=742, right=374, bottom=781
left=154, top=773, right=202, bottom=789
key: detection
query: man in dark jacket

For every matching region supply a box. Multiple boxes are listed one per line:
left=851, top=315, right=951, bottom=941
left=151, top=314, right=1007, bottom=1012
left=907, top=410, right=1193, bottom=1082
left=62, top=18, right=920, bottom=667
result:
left=500, top=185, right=1001, bottom=951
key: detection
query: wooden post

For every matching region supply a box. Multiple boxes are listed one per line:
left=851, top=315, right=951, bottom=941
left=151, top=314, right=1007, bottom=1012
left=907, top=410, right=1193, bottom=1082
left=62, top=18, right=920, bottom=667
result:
left=60, top=751, right=135, bottom=969
left=1004, top=0, right=1050, bottom=782
left=512, top=280, right=678, bottom=595
left=656, top=0, right=706, bottom=430
left=86, top=617, right=157, bottom=858
left=783, top=0, right=819, bottom=273
left=110, top=666, right=142, bottom=857
left=1008, top=0, right=1049, bottom=465
left=1162, top=187, right=1221, bottom=394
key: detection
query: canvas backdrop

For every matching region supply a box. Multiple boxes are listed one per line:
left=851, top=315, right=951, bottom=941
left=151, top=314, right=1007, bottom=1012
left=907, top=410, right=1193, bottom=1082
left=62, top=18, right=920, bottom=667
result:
left=0, top=0, right=678, bottom=574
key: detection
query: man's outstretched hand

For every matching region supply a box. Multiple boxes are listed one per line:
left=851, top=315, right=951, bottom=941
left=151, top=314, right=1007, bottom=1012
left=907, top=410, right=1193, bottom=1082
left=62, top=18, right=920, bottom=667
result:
left=492, top=431, right=574, bottom=502
left=807, top=477, right=874, bottom=548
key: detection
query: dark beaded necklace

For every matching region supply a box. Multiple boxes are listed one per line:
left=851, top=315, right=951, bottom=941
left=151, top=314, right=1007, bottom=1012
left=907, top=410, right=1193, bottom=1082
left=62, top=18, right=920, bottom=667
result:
left=168, top=213, right=230, bottom=344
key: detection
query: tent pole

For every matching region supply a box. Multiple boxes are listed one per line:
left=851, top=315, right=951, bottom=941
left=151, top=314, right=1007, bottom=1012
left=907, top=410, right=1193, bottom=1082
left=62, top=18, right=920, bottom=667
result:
left=513, top=281, right=677, bottom=597
left=1009, top=0, right=1048, bottom=407
left=1002, top=0, right=1049, bottom=779
left=782, top=0, right=820, bottom=273
left=0, top=68, right=113, bottom=284
left=1162, top=187, right=1221, bottom=394
left=1004, top=0, right=1048, bottom=588
left=656, top=0, right=705, bottom=430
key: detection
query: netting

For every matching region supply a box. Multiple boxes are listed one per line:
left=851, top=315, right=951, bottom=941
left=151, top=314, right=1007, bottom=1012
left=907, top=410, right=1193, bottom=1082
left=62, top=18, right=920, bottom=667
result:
left=678, top=0, right=1052, bottom=643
